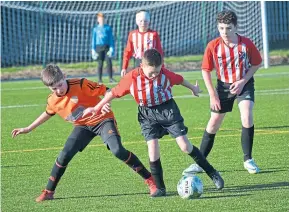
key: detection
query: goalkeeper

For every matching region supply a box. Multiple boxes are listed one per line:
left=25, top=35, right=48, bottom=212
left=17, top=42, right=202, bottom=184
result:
left=91, top=13, right=116, bottom=83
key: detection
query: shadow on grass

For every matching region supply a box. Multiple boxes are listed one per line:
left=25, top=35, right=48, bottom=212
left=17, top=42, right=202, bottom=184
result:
left=216, top=167, right=289, bottom=174
left=1, top=164, right=35, bottom=168
left=257, top=125, right=289, bottom=129
left=217, top=125, right=289, bottom=132
left=54, top=191, right=251, bottom=200
left=166, top=191, right=251, bottom=199
left=54, top=192, right=149, bottom=200
left=206, top=182, right=289, bottom=193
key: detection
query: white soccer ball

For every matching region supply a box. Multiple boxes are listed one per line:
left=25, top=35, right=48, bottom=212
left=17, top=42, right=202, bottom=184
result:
left=177, top=175, right=203, bottom=199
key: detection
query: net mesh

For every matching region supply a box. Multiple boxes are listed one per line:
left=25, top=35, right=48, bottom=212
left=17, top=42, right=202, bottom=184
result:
left=1, top=1, right=264, bottom=68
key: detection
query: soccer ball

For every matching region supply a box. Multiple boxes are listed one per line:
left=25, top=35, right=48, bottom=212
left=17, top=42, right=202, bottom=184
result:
left=177, top=175, right=203, bottom=199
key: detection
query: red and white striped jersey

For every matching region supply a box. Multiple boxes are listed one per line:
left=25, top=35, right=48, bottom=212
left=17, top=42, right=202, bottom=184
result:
left=202, top=35, right=262, bottom=83
left=111, top=68, right=183, bottom=107
left=122, top=29, right=164, bottom=70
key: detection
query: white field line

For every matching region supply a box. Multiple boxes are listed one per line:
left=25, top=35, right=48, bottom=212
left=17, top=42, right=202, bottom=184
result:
left=1, top=72, right=288, bottom=91
left=1, top=89, right=289, bottom=109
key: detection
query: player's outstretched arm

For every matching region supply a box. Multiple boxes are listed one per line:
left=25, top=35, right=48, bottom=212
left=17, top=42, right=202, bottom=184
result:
left=82, top=91, right=115, bottom=117
left=181, top=79, right=202, bottom=97
left=11, top=112, right=52, bottom=138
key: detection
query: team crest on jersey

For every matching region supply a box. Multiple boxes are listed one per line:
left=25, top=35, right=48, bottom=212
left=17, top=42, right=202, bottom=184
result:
left=155, top=85, right=163, bottom=93
left=239, top=51, right=246, bottom=60
left=70, top=96, right=78, bottom=104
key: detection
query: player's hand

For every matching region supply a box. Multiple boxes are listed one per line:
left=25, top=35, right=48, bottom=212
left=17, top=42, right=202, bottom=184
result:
left=121, top=69, right=127, bottom=77
left=191, top=80, right=202, bottom=97
left=82, top=107, right=98, bottom=118
left=107, top=47, right=114, bottom=58
left=11, top=127, right=31, bottom=138
left=210, top=95, right=221, bottom=111
left=91, top=50, right=98, bottom=60
left=107, top=51, right=112, bottom=58
left=100, top=103, right=111, bottom=114
left=229, top=79, right=246, bottom=95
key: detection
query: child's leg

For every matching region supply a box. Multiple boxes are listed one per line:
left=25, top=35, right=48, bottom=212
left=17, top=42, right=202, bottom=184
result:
left=46, top=127, right=95, bottom=192
left=105, top=135, right=151, bottom=180
left=97, top=48, right=106, bottom=82
left=176, top=135, right=216, bottom=175
left=238, top=99, right=260, bottom=174
left=105, top=54, right=113, bottom=80
left=147, top=139, right=166, bottom=190
left=176, top=135, right=224, bottom=189
left=36, top=127, right=95, bottom=202
left=238, top=100, right=254, bottom=161
left=200, top=112, right=226, bottom=157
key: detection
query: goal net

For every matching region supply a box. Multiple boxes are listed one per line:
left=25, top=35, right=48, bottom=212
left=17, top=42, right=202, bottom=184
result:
left=1, top=1, right=263, bottom=69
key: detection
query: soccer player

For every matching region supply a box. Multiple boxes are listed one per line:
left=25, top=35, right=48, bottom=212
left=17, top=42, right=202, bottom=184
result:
left=11, top=64, right=157, bottom=202
left=91, top=13, right=116, bottom=83
left=183, top=10, right=262, bottom=176
left=83, top=49, right=225, bottom=197
left=121, top=10, right=164, bottom=77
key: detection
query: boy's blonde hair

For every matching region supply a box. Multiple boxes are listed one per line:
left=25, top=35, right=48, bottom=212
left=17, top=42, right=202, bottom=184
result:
left=41, top=64, right=64, bottom=86
left=136, top=10, right=150, bottom=23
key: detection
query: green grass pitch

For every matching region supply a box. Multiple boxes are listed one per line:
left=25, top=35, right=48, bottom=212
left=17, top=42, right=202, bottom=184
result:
left=1, top=66, right=289, bottom=211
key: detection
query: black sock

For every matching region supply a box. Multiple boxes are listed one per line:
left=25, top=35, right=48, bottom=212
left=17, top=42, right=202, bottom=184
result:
left=149, top=159, right=165, bottom=189
left=200, top=130, right=216, bottom=157
left=125, top=152, right=151, bottom=180
left=241, top=125, right=254, bottom=161
left=189, top=146, right=216, bottom=176
left=46, top=161, right=67, bottom=191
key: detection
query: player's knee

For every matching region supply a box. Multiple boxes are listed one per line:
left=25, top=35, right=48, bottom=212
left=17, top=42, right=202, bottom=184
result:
left=107, top=136, right=129, bottom=160
left=241, top=116, right=253, bottom=128
left=208, top=117, right=223, bottom=132
left=57, top=149, right=76, bottom=166
left=240, top=113, right=253, bottom=128
left=207, top=123, right=220, bottom=133
left=176, top=136, right=192, bottom=153
left=179, top=145, right=190, bottom=153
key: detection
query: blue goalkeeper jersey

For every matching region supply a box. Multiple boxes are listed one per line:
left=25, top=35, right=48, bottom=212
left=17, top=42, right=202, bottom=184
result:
left=91, top=24, right=115, bottom=54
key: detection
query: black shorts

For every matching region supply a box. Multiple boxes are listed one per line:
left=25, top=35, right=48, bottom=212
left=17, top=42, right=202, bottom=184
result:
left=138, top=98, right=188, bottom=141
left=212, top=78, right=255, bottom=114
left=96, top=45, right=110, bottom=61
left=65, top=118, right=120, bottom=152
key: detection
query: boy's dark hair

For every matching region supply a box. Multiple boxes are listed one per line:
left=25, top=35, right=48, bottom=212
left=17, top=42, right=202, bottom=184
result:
left=143, top=49, right=162, bottom=67
left=41, top=64, right=64, bottom=86
left=216, top=10, right=238, bottom=26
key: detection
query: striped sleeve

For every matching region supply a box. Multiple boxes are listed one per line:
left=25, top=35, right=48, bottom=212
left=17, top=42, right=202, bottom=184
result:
left=247, top=39, right=262, bottom=66
left=202, top=42, right=214, bottom=72
left=111, top=71, right=134, bottom=98
left=155, top=31, right=164, bottom=56
left=122, top=31, right=134, bottom=69
left=162, top=68, right=184, bottom=85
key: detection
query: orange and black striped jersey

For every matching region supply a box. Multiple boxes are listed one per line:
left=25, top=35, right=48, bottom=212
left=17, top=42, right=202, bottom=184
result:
left=46, top=78, right=115, bottom=126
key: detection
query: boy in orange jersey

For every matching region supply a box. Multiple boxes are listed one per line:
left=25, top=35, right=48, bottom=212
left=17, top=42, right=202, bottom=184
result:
left=11, top=64, right=157, bottom=202
left=121, top=10, right=164, bottom=77
left=83, top=49, right=224, bottom=197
